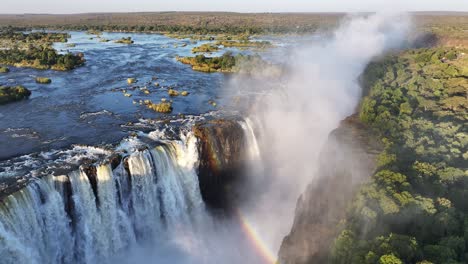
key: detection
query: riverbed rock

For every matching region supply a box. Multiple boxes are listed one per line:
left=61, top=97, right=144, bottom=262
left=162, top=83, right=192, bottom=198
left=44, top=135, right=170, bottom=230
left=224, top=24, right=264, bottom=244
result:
left=0, top=66, right=9, bottom=73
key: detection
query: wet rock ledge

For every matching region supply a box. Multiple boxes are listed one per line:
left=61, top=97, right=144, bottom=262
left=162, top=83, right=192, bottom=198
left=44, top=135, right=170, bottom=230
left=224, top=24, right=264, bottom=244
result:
left=0, top=118, right=248, bottom=211
left=193, top=118, right=247, bottom=209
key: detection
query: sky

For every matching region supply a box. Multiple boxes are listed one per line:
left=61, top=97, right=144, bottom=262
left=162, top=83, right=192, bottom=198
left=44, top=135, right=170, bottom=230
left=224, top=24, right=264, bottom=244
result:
left=2, top=0, right=468, bottom=14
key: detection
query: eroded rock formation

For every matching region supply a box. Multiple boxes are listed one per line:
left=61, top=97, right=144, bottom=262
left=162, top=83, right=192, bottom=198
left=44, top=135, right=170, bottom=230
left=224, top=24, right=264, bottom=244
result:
left=278, top=114, right=382, bottom=264
left=193, top=118, right=247, bottom=209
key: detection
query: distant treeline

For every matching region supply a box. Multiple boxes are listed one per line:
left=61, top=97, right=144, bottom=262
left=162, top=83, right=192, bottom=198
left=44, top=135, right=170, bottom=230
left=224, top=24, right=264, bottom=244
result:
left=0, top=30, right=69, bottom=43
left=0, top=24, right=328, bottom=35
left=0, top=12, right=343, bottom=34
left=0, top=12, right=467, bottom=35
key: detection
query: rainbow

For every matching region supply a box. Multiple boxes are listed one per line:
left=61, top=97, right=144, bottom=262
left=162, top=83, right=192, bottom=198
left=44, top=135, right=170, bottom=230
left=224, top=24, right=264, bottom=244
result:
left=236, top=209, right=278, bottom=264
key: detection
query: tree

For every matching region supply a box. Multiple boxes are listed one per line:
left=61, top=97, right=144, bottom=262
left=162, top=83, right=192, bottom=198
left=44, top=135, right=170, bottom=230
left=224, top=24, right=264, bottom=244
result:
left=379, top=254, right=403, bottom=264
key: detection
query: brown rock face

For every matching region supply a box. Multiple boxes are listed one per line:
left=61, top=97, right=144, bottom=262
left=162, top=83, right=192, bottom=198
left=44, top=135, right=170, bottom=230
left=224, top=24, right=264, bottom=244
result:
left=278, top=114, right=382, bottom=264
left=193, top=119, right=247, bottom=209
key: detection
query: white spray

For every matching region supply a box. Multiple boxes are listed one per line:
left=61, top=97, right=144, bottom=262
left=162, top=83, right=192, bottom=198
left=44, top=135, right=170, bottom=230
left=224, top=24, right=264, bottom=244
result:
left=235, top=13, right=411, bottom=255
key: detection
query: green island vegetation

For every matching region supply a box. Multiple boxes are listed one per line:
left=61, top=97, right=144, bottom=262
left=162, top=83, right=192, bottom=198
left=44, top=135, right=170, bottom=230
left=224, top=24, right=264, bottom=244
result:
left=114, top=37, right=134, bottom=44
left=331, top=47, right=468, bottom=264
left=0, top=30, right=85, bottom=71
left=145, top=100, right=173, bottom=113
left=215, top=40, right=272, bottom=48
left=0, top=66, right=9, bottom=73
left=176, top=51, right=278, bottom=74
left=192, top=43, right=219, bottom=53
left=0, top=30, right=69, bottom=45
left=191, top=39, right=272, bottom=53
left=86, top=30, right=102, bottom=36
left=35, top=77, right=52, bottom=84
left=0, top=85, right=31, bottom=105
left=168, top=89, right=179, bottom=96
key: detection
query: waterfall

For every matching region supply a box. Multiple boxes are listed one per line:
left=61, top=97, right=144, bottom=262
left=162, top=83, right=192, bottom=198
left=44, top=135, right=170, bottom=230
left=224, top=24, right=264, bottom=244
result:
left=0, top=176, right=73, bottom=264
left=0, top=131, right=207, bottom=264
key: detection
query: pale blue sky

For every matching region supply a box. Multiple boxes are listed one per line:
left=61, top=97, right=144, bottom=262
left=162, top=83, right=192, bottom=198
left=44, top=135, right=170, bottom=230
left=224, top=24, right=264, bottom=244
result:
left=2, top=0, right=468, bottom=14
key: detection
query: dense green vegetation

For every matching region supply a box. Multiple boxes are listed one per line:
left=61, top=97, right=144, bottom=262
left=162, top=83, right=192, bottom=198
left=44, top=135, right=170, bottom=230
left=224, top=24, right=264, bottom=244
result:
left=0, top=30, right=69, bottom=45
left=0, top=31, right=85, bottom=70
left=177, top=51, right=276, bottom=74
left=192, top=43, right=219, bottom=53
left=191, top=39, right=271, bottom=53
left=0, top=46, right=85, bottom=70
left=331, top=48, right=468, bottom=264
left=0, top=86, right=31, bottom=105
left=215, top=40, right=272, bottom=48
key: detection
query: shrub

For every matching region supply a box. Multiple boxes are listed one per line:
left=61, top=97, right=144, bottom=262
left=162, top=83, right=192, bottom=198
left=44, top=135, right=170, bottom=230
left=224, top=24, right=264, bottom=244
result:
left=0, top=85, right=31, bottom=104
left=35, top=77, right=51, bottom=84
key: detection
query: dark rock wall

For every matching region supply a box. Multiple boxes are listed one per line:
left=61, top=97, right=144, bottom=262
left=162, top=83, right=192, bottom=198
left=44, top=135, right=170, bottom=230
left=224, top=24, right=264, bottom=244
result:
left=193, top=119, right=247, bottom=209
left=278, top=115, right=382, bottom=264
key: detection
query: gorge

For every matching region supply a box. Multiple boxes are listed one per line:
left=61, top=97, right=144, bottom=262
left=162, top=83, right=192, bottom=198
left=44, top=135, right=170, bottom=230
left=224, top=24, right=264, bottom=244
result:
left=1, top=10, right=466, bottom=264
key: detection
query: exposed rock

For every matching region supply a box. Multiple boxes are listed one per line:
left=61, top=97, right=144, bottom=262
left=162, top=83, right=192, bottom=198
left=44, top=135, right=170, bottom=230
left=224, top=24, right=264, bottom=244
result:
left=193, top=118, right=246, bottom=208
left=209, top=100, right=217, bottom=107
left=0, top=66, right=9, bottom=73
left=181, top=91, right=189, bottom=96
left=82, top=165, right=99, bottom=207
left=0, top=177, right=30, bottom=202
left=115, top=37, right=134, bottom=44
left=127, top=78, right=136, bottom=84
left=278, top=114, right=382, bottom=264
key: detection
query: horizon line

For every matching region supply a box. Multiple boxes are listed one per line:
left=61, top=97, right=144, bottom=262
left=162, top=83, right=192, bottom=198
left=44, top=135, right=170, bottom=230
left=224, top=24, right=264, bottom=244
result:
left=0, top=11, right=468, bottom=16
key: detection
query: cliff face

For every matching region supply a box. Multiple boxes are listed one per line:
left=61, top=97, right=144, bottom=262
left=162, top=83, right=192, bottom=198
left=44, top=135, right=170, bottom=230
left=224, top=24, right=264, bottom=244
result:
left=278, top=114, right=382, bottom=264
left=193, top=118, right=247, bottom=209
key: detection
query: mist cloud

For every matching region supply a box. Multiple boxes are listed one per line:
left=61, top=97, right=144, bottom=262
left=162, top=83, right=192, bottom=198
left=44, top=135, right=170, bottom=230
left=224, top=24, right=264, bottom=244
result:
left=234, top=12, right=411, bottom=256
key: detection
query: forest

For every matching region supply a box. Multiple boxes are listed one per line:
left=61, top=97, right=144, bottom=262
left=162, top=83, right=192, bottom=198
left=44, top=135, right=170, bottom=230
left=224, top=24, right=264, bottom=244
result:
left=331, top=47, right=468, bottom=264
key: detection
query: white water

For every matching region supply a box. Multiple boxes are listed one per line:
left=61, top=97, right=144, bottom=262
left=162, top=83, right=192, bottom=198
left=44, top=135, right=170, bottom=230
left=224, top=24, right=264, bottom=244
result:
left=0, top=131, right=210, bottom=264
